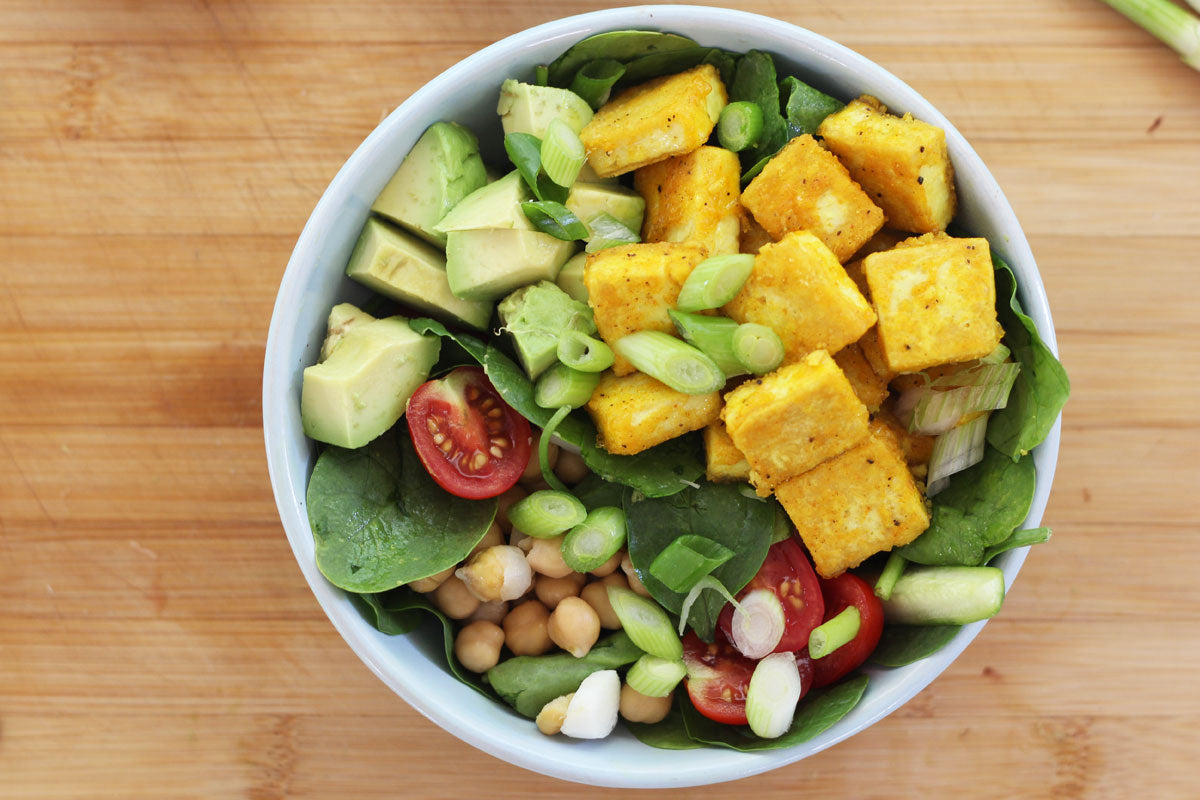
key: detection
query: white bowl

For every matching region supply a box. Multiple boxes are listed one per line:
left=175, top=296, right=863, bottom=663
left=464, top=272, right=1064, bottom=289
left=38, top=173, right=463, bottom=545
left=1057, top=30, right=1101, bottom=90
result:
left=263, top=4, right=1062, bottom=787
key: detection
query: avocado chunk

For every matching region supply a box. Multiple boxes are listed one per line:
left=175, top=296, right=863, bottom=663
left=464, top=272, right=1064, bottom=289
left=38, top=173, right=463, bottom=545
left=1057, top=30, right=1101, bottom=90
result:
left=346, top=218, right=493, bottom=331
left=565, top=182, right=646, bottom=235
left=434, top=170, right=534, bottom=233
left=301, top=316, right=440, bottom=449
left=370, top=121, right=487, bottom=248
left=445, top=229, right=576, bottom=302
left=319, top=303, right=377, bottom=362
left=498, top=79, right=593, bottom=138
left=555, top=252, right=589, bottom=303
left=498, top=281, right=597, bottom=379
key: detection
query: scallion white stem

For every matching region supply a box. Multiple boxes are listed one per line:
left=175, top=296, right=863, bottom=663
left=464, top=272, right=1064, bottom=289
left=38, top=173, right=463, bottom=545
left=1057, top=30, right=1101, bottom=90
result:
left=625, top=654, right=688, bottom=697
left=926, top=413, right=989, bottom=495
left=534, top=362, right=601, bottom=409
left=506, top=490, right=587, bottom=539
left=678, top=574, right=741, bottom=636
left=729, top=588, right=786, bottom=659
left=1101, top=0, right=1200, bottom=70
left=745, top=652, right=803, bottom=739
left=606, top=586, right=683, bottom=660
left=808, top=605, right=861, bottom=659
left=540, top=118, right=586, bottom=188
left=675, top=254, right=756, bottom=312
left=732, top=323, right=784, bottom=374
left=613, top=331, right=725, bottom=394
left=562, top=506, right=627, bottom=573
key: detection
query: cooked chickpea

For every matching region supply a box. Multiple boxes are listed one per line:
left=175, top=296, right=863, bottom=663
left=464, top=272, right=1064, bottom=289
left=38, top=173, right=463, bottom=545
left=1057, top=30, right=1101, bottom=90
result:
left=619, top=685, right=673, bottom=724
left=431, top=575, right=481, bottom=619
left=536, top=692, right=574, bottom=736
left=456, top=545, right=533, bottom=602
left=495, top=485, right=527, bottom=531
left=547, top=596, right=601, bottom=657
left=534, top=572, right=586, bottom=609
left=621, top=553, right=652, bottom=597
left=469, top=522, right=504, bottom=558
left=525, top=535, right=573, bottom=578
left=503, top=599, right=553, bottom=656
left=553, top=448, right=589, bottom=485
left=408, top=565, right=454, bottom=594
left=581, top=578, right=623, bottom=630
left=454, top=620, right=505, bottom=673
left=520, top=431, right=558, bottom=484
left=466, top=600, right=509, bottom=625
left=510, top=528, right=532, bottom=552
left=589, top=550, right=622, bottom=577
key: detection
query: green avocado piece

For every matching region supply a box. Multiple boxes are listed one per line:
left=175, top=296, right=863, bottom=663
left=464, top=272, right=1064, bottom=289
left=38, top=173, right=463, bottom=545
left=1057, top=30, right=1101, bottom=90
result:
left=434, top=170, right=534, bottom=233
left=445, top=229, right=576, bottom=302
left=565, top=182, right=646, bottom=234
left=555, top=252, right=589, bottom=303
left=370, top=121, right=487, bottom=248
left=498, top=281, right=596, bottom=379
left=319, top=303, right=376, bottom=362
left=346, top=218, right=493, bottom=331
left=498, top=79, right=593, bottom=138
left=301, top=317, right=440, bottom=449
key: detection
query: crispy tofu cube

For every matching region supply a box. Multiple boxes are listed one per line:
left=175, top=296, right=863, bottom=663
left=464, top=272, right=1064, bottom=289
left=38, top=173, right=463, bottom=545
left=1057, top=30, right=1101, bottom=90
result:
left=843, top=245, right=899, bottom=382
left=817, top=96, right=956, bottom=234
left=586, top=371, right=720, bottom=455
left=776, top=424, right=930, bottom=578
left=635, top=145, right=742, bottom=256
left=739, top=215, right=775, bottom=255
left=834, top=344, right=888, bottom=411
left=584, top=242, right=708, bottom=375
left=580, top=65, right=727, bottom=178
left=723, top=231, right=876, bottom=364
left=703, top=418, right=751, bottom=483
left=722, top=350, right=870, bottom=495
left=740, top=134, right=885, bottom=262
left=870, top=414, right=935, bottom=467
left=847, top=227, right=909, bottom=264
left=863, top=236, right=1002, bottom=374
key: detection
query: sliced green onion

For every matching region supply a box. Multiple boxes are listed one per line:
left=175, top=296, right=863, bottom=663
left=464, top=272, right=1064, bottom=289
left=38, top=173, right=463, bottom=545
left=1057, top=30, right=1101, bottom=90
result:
left=534, top=64, right=549, bottom=87
left=585, top=212, right=641, bottom=253
left=979, top=343, right=1012, bottom=365
left=677, top=574, right=741, bottom=636
left=732, top=323, right=784, bottom=374
left=904, top=362, right=1020, bottom=435
left=521, top=200, right=588, bottom=241
left=504, top=132, right=543, bottom=197
left=1100, top=0, right=1200, bottom=70
left=570, top=58, right=625, bottom=109
left=648, top=535, right=734, bottom=593
left=507, top=490, right=587, bottom=539
left=771, top=506, right=792, bottom=544
left=534, top=362, right=601, bottom=409
left=717, top=101, right=765, bottom=152
left=666, top=311, right=745, bottom=379
left=539, top=405, right=572, bottom=494
left=730, top=588, right=786, bottom=659
left=557, top=330, right=615, bottom=373
left=745, top=652, right=802, bottom=739
left=874, top=551, right=907, bottom=601
left=675, top=254, right=756, bottom=312
left=540, top=118, right=587, bottom=189
left=808, top=605, right=861, bottom=659
left=612, top=331, right=725, bottom=394
left=562, top=506, right=627, bottom=573
left=926, top=414, right=989, bottom=496
left=625, top=654, right=687, bottom=698
left=605, top=586, right=683, bottom=660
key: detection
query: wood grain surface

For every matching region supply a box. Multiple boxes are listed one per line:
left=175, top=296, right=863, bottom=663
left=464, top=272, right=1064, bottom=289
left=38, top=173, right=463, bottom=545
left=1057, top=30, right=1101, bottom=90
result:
left=2, top=1, right=1198, bottom=797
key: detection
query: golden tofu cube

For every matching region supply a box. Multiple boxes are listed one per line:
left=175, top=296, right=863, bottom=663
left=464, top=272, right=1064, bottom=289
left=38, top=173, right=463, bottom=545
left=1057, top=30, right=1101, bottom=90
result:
left=739, top=215, right=775, bottom=255
left=817, top=96, right=956, bottom=234
left=586, top=371, right=720, bottom=455
left=723, top=231, right=876, bottom=364
left=863, top=236, right=1002, bottom=374
left=635, top=145, right=742, bottom=256
left=722, top=350, right=870, bottom=495
left=842, top=249, right=898, bottom=382
left=834, top=344, right=888, bottom=411
left=776, top=423, right=930, bottom=578
left=580, top=65, right=727, bottom=178
left=871, top=413, right=935, bottom=467
left=703, top=418, right=751, bottom=483
left=585, top=242, right=708, bottom=376
left=847, top=227, right=909, bottom=265
left=741, top=134, right=885, bottom=262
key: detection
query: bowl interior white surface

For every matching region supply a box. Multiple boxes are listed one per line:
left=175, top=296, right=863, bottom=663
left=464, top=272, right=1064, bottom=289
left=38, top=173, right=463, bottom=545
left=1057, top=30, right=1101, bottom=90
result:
left=263, top=5, right=1061, bottom=788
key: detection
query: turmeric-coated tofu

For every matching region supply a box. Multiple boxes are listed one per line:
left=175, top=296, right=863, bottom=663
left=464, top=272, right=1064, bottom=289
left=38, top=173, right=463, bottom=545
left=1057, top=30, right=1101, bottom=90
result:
left=580, top=64, right=727, bottom=178
left=817, top=96, right=956, bottom=234
left=834, top=344, right=889, bottom=411
left=586, top=371, right=720, bottom=455
left=584, top=242, right=709, bottom=376
left=722, top=350, right=870, bottom=495
left=703, top=418, right=751, bottom=483
left=635, top=145, right=742, bottom=256
left=723, top=231, right=876, bottom=364
left=776, top=424, right=930, bottom=578
left=739, top=215, right=775, bottom=255
left=870, top=413, right=935, bottom=467
left=741, top=134, right=885, bottom=262
left=863, top=236, right=1002, bottom=374
left=842, top=254, right=895, bottom=382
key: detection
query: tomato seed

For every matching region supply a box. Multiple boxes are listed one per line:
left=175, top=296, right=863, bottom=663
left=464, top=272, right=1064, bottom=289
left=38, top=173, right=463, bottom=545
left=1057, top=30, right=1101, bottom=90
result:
left=440, top=439, right=454, bottom=453
left=466, top=386, right=479, bottom=401
left=486, top=408, right=502, bottom=418
left=471, top=452, right=487, bottom=470
left=492, top=437, right=509, bottom=448
left=426, top=418, right=437, bottom=434
left=489, top=446, right=503, bottom=458
left=433, top=433, right=445, bottom=445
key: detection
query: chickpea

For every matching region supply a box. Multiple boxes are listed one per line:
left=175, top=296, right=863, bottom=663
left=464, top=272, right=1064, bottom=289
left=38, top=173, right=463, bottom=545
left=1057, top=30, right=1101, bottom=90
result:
left=589, top=550, right=622, bottom=578
left=456, top=545, right=533, bottom=602
left=469, top=522, right=504, bottom=558
left=408, top=565, right=454, bottom=594
left=547, top=596, right=601, bottom=658
left=431, top=575, right=480, bottom=619
left=495, top=485, right=527, bottom=531
left=525, top=535, right=574, bottom=578
left=553, top=448, right=589, bottom=485
left=454, top=620, right=505, bottom=673
left=580, top=578, right=623, bottom=630
left=534, top=572, right=586, bottom=609
left=466, top=600, right=509, bottom=625
left=510, top=528, right=532, bottom=552
left=621, top=553, right=652, bottom=597
left=536, top=692, right=574, bottom=736
left=619, top=685, right=673, bottom=724
left=520, top=431, right=558, bottom=484
left=503, top=599, right=553, bottom=656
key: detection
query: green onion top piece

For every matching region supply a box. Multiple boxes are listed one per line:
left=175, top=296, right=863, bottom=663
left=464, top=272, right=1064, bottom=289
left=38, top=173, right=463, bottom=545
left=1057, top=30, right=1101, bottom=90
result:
left=717, top=101, right=765, bottom=152
left=625, top=654, right=687, bottom=698
left=562, top=506, right=627, bottom=573
left=874, top=551, right=907, bottom=601
left=648, top=534, right=734, bottom=594
left=557, top=330, right=615, bottom=373
left=1100, top=0, right=1200, bottom=71
left=521, top=200, right=588, bottom=241
left=675, top=254, right=756, bottom=312
left=534, top=362, right=601, bottom=409
left=507, top=490, right=587, bottom=539
left=606, top=586, right=683, bottom=660
left=808, top=605, right=861, bottom=659
left=732, top=323, right=784, bottom=374
left=585, top=212, right=641, bottom=253
left=534, top=64, right=550, bottom=86
left=677, top=574, right=740, bottom=636
left=614, top=331, right=725, bottom=394
left=570, top=59, right=626, bottom=109
left=540, top=118, right=587, bottom=189
left=538, top=405, right=572, bottom=494
left=668, top=310, right=745, bottom=378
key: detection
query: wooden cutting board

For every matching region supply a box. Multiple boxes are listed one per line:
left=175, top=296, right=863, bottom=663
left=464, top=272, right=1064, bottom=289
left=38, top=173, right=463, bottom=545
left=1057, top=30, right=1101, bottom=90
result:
left=2, top=1, right=1198, bottom=797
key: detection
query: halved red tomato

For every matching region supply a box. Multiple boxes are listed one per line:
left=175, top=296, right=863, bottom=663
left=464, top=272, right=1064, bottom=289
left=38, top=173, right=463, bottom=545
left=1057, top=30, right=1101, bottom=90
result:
left=807, top=571, right=884, bottom=688
left=407, top=366, right=531, bottom=500
left=683, top=630, right=813, bottom=725
left=716, top=537, right=825, bottom=655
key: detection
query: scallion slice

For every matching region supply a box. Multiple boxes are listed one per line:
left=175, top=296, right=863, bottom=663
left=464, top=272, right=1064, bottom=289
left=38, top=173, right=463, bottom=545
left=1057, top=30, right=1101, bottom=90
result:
left=648, top=534, right=734, bottom=593
left=717, top=101, right=765, bottom=153
left=557, top=330, right=615, bottom=373
left=1101, top=0, right=1200, bottom=70
left=926, top=414, right=989, bottom=496
left=666, top=310, right=745, bottom=379
left=808, top=605, right=861, bottom=659
left=540, top=118, right=587, bottom=189
left=585, top=212, right=641, bottom=253
left=605, top=586, right=683, bottom=660
left=732, top=323, right=784, bottom=374
left=562, top=506, right=627, bottom=573
left=675, top=254, right=756, bottom=312
left=534, top=362, right=601, bottom=409
left=538, top=405, right=572, bottom=494
left=745, top=652, right=803, bottom=739
left=625, top=654, right=687, bottom=698
left=613, top=331, right=725, bottom=394
left=729, top=588, right=786, bottom=659
left=534, top=64, right=549, bottom=87
left=979, top=343, right=1012, bottom=365
left=521, top=200, right=588, bottom=241
left=570, top=58, right=625, bottom=109
left=677, top=574, right=741, bottom=636
left=874, top=551, right=907, bottom=601
left=507, top=490, right=587, bottom=539
left=903, top=361, right=1021, bottom=435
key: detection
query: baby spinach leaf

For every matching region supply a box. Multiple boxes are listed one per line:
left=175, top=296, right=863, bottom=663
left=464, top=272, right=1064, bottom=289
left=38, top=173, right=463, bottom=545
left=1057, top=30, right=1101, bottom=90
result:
left=625, top=702, right=705, bottom=750
left=730, top=51, right=788, bottom=170
left=572, top=472, right=628, bottom=510
left=547, top=30, right=698, bottom=86
left=870, top=624, right=963, bottom=667
left=615, top=46, right=735, bottom=87
left=503, top=132, right=543, bottom=198
left=408, top=317, right=487, bottom=363
left=307, top=429, right=496, bottom=592
left=982, top=527, right=1051, bottom=565
left=349, top=591, right=422, bottom=635
left=780, top=75, right=844, bottom=137
left=623, top=482, right=774, bottom=640
left=485, top=631, right=644, bottom=717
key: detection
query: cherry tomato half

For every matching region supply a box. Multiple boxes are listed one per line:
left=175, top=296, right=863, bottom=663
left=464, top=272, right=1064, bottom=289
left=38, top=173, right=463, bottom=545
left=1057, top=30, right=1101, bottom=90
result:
left=683, top=630, right=813, bottom=725
left=407, top=366, right=531, bottom=500
left=807, top=571, right=884, bottom=688
left=716, top=537, right=825, bottom=655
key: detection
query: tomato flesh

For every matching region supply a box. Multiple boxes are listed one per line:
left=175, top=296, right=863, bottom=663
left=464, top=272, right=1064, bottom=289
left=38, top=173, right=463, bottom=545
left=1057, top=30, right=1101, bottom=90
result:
left=717, top=537, right=825, bottom=655
left=807, top=571, right=884, bottom=688
left=407, top=366, right=531, bottom=500
left=683, top=630, right=813, bottom=725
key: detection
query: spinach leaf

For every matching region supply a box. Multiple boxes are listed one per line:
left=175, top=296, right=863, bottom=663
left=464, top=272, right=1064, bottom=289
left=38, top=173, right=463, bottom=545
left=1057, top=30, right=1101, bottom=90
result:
left=572, top=472, right=627, bottom=510
left=982, top=527, right=1051, bottom=565
left=897, top=445, right=1036, bottom=566
left=623, top=482, right=774, bottom=640
left=547, top=30, right=699, bottom=87
left=729, top=51, right=788, bottom=169
left=986, top=257, right=1071, bottom=459
left=348, top=591, right=422, bottom=635
left=780, top=75, right=844, bottom=137
left=625, top=703, right=705, bottom=750
left=615, top=46, right=736, bottom=87
left=870, top=625, right=962, bottom=667
left=485, top=631, right=644, bottom=717
left=307, top=429, right=497, bottom=592
left=408, top=317, right=487, bottom=363
left=503, top=133, right=543, bottom=199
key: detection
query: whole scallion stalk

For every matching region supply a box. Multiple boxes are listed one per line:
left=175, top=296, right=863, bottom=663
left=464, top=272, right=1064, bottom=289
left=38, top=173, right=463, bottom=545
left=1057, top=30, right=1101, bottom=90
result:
left=1101, top=0, right=1200, bottom=70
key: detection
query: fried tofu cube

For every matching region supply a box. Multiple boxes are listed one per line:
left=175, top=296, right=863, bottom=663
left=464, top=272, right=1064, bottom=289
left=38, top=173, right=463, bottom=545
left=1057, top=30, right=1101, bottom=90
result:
left=870, top=413, right=935, bottom=467
left=722, top=350, right=870, bottom=495
left=776, top=424, right=930, bottom=578
left=723, top=231, right=876, bottom=364
left=834, top=344, right=888, bottom=411
left=703, top=418, right=751, bottom=483
left=584, top=242, right=709, bottom=376
left=843, top=248, right=898, bottom=382
left=739, top=215, right=775, bottom=255
left=847, top=227, right=909, bottom=264
left=580, top=64, right=727, bottom=178
left=740, top=134, right=885, bottom=262
left=635, top=145, right=742, bottom=256
left=817, top=96, right=956, bottom=234
left=586, top=371, right=720, bottom=455
left=863, top=236, right=1002, bottom=374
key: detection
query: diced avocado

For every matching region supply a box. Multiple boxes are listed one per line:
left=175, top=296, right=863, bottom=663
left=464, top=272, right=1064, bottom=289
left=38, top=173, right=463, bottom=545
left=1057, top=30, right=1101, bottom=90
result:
left=301, top=316, right=440, bottom=449
left=320, top=303, right=376, bottom=362
left=498, top=281, right=597, bottom=379
left=434, top=171, right=533, bottom=233
left=346, top=218, right=493, bottom=331
left=498, top=79, right=594, bottom=138
left=446, top=229, right=576, bottom=302
left=566, top=182, right=646, bottom=234
left=370, top=121, right=487, bottom=248
left=555, top=253, right=589, bottom=303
